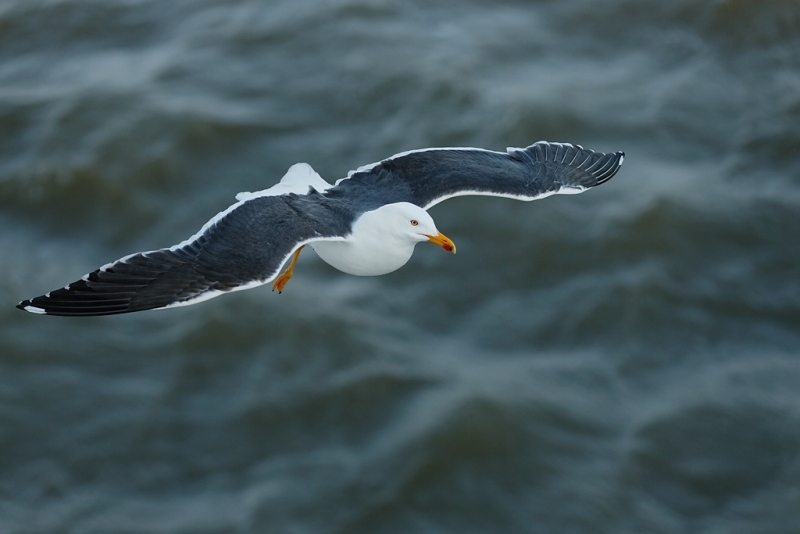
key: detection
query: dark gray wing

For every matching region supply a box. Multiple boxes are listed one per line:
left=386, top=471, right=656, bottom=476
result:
left=330, top=141, right=624, bottom=210
left=17, top=193, right=351, bottom=316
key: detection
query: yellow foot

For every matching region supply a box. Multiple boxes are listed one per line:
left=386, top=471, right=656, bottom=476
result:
left=271, top=245, right=304, bottom=294
left=272, top=272, right=292, bottom=293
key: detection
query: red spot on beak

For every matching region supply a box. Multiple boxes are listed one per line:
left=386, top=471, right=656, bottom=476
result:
left=426, top=232, right=457, bottom=254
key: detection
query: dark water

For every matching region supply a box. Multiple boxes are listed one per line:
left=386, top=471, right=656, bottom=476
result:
left=2, top=0, right=800, bottom=532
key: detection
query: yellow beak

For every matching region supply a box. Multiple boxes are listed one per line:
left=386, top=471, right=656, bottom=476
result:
left=426, top=231, right=456, bottom=254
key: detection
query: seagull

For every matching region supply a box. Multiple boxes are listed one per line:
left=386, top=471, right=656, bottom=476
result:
left=17, top=141, right=623, bottom=316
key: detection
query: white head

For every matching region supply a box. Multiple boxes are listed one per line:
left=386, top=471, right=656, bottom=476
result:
left=369, top=202, right=456, bottom=252
left=311, top=202, right=455, bottom=277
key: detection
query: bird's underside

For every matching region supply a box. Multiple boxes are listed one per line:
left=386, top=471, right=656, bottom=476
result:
left=17, top=141, right=624, bottom=316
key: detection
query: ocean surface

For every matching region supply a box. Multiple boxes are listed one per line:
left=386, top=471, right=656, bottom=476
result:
left=2, top=0, right=800, bottom=532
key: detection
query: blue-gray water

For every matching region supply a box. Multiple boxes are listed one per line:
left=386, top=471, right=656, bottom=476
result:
left=2, top=1, right=800, bottom=532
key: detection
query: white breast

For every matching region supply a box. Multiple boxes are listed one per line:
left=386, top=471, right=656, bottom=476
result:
left=309, top=208, right=420, bottom=276
left=310, top=235, right=416, bottom=276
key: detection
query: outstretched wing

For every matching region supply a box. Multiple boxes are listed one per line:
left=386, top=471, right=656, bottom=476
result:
left=334, top=141, right=623, bottom=210
left=17, top=194, right=350, bottom=316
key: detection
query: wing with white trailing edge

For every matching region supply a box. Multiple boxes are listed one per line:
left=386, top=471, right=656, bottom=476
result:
left=17, top=193, right=350, bottom=316
left=334, top=141, right=624, bottom=210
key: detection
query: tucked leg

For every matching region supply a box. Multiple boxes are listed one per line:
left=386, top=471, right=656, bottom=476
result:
left=272, top=245, right=305, bottom=293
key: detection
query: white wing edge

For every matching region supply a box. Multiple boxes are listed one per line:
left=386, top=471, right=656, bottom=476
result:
left=421, top=185, right=587, bottom=210
left=158, top=234, right=346, bottom=310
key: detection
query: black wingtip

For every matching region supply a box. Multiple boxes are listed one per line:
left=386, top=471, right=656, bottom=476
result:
left=16, top=299, right=48, bottom=315
left=14, top=246, right=237, bottom=317
left=517, top=141, right=625, bottom=188
left=593, top=150, right=625, bottom=186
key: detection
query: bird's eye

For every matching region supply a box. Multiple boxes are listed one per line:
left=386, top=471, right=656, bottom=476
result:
left=410, top=219, right=419, bottom=226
